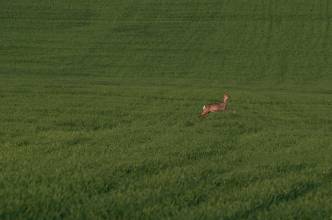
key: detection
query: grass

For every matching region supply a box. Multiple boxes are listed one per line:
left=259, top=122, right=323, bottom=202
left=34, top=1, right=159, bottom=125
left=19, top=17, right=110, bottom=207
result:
left=1, top=0, right=332, bottom=219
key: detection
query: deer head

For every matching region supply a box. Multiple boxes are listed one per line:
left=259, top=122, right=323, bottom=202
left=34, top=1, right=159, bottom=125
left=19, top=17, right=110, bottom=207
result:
left=223, top=93, right=229, bottom=103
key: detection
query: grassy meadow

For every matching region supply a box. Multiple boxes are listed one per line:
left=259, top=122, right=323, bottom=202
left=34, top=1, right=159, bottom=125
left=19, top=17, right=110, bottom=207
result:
left=1, top=0, right=332, bottom=219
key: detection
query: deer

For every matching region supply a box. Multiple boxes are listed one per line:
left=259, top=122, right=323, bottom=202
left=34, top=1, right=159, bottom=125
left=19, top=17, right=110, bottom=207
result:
left=200, top=93, right=230, bottom=117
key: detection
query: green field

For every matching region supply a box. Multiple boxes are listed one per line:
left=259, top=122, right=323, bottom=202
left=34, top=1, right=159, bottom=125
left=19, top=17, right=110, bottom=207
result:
left=1, top=0, right=332, bottom=219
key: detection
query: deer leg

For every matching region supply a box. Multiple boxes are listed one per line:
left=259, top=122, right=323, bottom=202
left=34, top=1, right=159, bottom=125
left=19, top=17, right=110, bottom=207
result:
left=200, top=111, right=209, bottom=118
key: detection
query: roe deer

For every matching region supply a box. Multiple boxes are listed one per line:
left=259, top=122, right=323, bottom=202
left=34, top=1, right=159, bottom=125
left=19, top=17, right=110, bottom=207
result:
left=200, top=93, right=229, bottom=117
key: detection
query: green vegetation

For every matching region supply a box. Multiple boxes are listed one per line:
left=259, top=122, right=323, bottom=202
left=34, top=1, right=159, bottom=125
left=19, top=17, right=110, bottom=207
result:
left=1, top=0, right=331, bottom=219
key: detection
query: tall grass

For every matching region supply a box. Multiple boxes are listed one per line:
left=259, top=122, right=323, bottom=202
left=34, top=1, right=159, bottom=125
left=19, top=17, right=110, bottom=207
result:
left=1, top=0, right=331, bottom=219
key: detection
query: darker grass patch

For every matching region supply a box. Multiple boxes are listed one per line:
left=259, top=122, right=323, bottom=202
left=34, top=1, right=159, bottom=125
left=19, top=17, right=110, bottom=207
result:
left=63, top=137, right=91, bottom=146
left=274, top=163, right=308, bottom=174
left=14, top=139, right=30, bottom=147
left=52, top=118, right=120, bottom=132
left=180, top=148, right=224, bottom=161
left=226, top=181, right=320, bottom=220
left=113, top=160, right=170, bottom=180
left=2, top=4, right=96, bottom=30
left=184, top=120, right=195, bottom=127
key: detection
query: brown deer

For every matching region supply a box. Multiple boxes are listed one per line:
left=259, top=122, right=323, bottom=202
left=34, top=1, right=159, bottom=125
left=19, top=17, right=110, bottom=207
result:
left=200, top=93, right=230, bottom=117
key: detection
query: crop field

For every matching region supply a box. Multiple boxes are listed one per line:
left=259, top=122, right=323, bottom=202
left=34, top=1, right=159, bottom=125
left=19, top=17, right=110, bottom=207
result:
left=1, top=0, right=332, bottom=219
